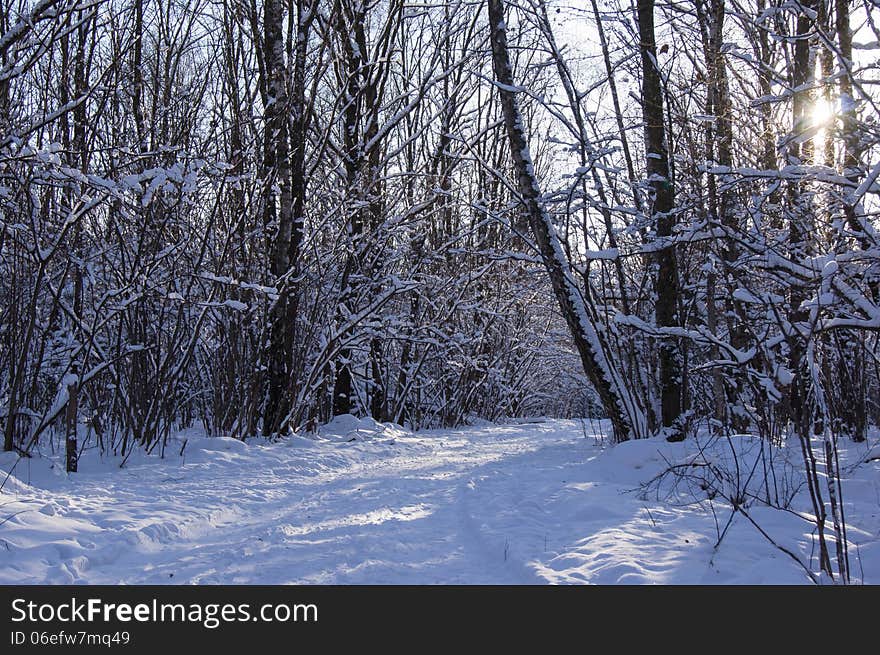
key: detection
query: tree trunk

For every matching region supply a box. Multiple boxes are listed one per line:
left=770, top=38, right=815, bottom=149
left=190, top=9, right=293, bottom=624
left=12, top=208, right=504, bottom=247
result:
left=66, top=375, right=79, bottom=473
left=487, top=0, right=647, bottom=442
left=786, top=0, right=817, bottom=435
left=636, top=0, right=683, bottom=439
left=834, top=0, right=868, bottom=441
left=330, top=1, right=364, bottom=417
left=261, top=0, right=304, bottom=435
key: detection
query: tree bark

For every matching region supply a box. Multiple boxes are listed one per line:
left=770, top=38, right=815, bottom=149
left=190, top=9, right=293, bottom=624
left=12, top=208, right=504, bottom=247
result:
left=65, top=375, right=78, bottom=473
left=330, top=0, right=364, bottom=417
left=636, top=0, right=683, bottom=439
left=262, top=0, right=313, bottom=434
left=487, top=0, right=647, bottom=442
left=786, top=0, right=817, bottom=435
left=834, top=0, right=868, bottom=442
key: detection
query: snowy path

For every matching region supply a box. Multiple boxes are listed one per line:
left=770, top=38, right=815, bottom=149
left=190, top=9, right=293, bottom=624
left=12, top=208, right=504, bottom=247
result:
left=1, top=419, right=878, bottom=584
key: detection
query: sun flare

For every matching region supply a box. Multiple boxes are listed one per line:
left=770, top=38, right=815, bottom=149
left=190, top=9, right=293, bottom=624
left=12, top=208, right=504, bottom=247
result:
left=811, top=97, right=836, bottom=127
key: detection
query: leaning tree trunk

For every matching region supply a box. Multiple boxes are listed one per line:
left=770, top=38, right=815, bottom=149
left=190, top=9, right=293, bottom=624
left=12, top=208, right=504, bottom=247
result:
left=636, top=0, right=683, bottom=440
left=487, top=0, right=647, bottom=442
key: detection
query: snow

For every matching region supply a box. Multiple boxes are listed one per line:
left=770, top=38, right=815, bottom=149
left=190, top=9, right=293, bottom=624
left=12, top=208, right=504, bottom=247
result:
left=1, top=419, right=878, bottom=585
left=221, top=299, right=248, bottom=312
left=583, top=248, right=619, bottom=261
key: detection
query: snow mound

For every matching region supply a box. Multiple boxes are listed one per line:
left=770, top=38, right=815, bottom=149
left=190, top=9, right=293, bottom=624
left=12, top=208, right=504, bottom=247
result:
left=182, top=436, right=251, bottom=463
left=319, top=414, right=408, bottom=443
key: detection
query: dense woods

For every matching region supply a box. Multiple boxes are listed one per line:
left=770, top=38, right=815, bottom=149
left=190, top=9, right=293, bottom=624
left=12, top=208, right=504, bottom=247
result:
left=2, top=0, right=878, bottom=570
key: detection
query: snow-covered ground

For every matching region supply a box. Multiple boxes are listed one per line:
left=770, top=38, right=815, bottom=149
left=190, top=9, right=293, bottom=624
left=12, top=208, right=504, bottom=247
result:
left=1, top=417, right=878, bottom=584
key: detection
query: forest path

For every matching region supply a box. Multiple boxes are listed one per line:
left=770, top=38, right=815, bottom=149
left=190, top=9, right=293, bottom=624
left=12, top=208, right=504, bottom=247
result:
left=1, top=419, right=851, bottom=584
